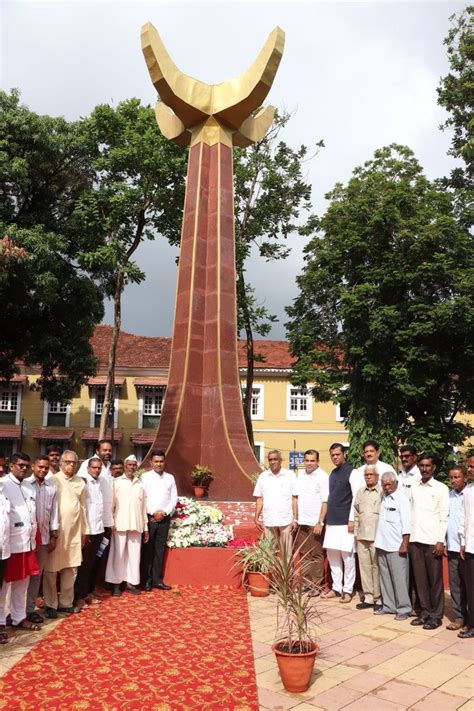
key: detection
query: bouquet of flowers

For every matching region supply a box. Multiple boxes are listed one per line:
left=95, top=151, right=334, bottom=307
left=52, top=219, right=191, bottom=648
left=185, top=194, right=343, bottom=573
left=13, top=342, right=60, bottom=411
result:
left=167, top=497, right=232, bottom=548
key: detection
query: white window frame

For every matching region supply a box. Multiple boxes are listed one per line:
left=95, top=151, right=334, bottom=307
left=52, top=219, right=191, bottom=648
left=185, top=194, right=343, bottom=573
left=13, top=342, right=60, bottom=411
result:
left=286, top=384, right=312, bottom=422
left=42, top=400, right=71, bottom=427
left=253, top=440, right=265, bottom=466
left=0, top=384, right=21, bottom=426
left=250, top=384, right=264, bottom=420
left=137, top=387, right=166, bottom=428
left=90, top=386, right=118, bottom=428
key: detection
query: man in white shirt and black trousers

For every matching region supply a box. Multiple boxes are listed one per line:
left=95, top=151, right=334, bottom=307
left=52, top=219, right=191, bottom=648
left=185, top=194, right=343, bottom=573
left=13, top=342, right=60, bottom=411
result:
left=140, top=450, right=178, bottom=591
left=409, top=453, right=449, bottom=630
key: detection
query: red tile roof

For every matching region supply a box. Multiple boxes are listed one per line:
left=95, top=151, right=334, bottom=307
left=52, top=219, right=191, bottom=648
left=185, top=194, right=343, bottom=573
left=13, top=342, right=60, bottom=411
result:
left=80, top=429, right=122, bottom=443
left=31, top=428, right=74, bottom=441
left=88, top=376, right=125, bottom=387
left=130, top=431, right=156, bottom=445
left=0, top=375, right=28, bottom=384
left=133, top=378, right=167, bottom=387
left=92, top=325, right=294, bottom=371
left=0, top=427, right=21, bottom=440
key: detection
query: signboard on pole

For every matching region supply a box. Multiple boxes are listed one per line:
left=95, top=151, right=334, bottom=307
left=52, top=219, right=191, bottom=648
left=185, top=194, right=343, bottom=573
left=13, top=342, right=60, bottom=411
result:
left=289, top=451, right=305, bottom=470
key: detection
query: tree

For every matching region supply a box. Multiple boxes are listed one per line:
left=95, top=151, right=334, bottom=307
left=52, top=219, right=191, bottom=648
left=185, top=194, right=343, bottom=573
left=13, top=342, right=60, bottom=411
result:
left=286, top=144, right=474, bottom=467
left=0, top=89, right=103, bottom=401
left=233, top=111, right=321, bottom=447
left=74, top=99, right=187, bottom=438
left=437, top=5, right=473, bottom=228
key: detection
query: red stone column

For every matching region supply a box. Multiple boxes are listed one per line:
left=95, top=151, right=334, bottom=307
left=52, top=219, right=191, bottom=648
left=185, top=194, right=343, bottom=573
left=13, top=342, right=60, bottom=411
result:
left=148, top=139, right=259, bottom=499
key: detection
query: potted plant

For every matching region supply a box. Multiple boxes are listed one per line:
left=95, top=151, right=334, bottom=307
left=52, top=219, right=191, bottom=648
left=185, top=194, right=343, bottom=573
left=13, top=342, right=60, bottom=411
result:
left=191, top=464, right=213, bottom=498
left=260, top=537, right=321, bottom=693
left=234, top=531, right=277, bottom=597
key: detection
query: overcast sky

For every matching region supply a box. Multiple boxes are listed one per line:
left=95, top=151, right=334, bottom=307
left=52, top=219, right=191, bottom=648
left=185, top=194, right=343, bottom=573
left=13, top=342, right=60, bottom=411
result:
left=1, top=0, right=464, bottom=339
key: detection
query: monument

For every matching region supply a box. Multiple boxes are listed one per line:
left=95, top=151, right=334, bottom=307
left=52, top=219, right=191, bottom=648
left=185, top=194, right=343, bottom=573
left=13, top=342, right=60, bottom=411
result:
left=141, top=23, right=285, bottom=500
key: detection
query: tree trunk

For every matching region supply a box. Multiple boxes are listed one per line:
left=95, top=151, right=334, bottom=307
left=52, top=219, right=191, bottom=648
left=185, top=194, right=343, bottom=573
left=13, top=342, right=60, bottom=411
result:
left=237, top=266, right=255, bottom=450
left=98, top=271, right=124, bottom=441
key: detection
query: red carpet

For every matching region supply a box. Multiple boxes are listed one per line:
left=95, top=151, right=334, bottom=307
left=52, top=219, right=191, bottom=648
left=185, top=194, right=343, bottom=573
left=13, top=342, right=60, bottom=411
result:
left=0, top=588, right=259, bottom=710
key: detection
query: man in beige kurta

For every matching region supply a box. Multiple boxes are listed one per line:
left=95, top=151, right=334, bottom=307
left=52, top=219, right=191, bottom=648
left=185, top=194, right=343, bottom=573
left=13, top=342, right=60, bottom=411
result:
left=43, top=451, right=86, bottom=616
left=105, top=455, right=148, bottom=595
left=351, top=465, right=382, bottom=610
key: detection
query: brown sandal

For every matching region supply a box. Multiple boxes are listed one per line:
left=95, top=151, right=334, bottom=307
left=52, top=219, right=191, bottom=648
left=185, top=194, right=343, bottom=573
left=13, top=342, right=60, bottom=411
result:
left=12, top=618, right=41, bottom=631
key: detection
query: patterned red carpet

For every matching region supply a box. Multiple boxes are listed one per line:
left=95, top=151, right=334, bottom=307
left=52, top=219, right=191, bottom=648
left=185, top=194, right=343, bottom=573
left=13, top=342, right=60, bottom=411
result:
left=0, top=588, right=259, bottom=710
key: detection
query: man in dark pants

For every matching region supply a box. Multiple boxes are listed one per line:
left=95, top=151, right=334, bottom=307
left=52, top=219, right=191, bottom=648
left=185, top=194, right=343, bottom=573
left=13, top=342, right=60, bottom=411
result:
left=445, top=465, right=468, bottom=631
left=459, top=453, right=474, bottom=638
left=410, top=454, right=449, bottom=630
left=140, top=451, right=177, bottom=591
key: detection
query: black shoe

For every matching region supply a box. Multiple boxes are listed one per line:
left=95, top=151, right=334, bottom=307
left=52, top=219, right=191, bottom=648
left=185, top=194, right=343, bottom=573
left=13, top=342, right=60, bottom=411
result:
left=356, top=602, right=374, bottom=610
left=26, top=612, right=44, bottom=624
left=124, top=585, right=141, bottom=595
left=373, top=604, right=383, bottom=613
left=45, top=607, right=58, bottom=619
left=58, top=606, right=80, bottom=614
left=144, top=582, right=152, bottom=592
left=112, top=585, right=122, bottom=597
left=411, top=617, right=427, bottom=626
left=153, top=583, right=172, bottom=591
left=423, top=618, right=442, bottom=630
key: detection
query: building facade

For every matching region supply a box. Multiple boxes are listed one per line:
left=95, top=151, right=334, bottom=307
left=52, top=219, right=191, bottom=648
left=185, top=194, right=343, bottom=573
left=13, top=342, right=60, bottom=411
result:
left=0, top=325, right=348, bottom=473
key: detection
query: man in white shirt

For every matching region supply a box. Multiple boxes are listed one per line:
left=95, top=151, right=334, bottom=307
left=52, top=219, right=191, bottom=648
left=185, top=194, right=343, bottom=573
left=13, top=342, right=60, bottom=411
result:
left=398, top=445, right=421, bottom=501
left=295, top=450, right=329, bottom=592
left=25, top=456, right=59, bottom=624
left=253, top=450, right=297, bottom=553
left=0, top=488, right=10, bottom=644
left=352, top=440, right=397, bottom=494
left=140, top=450, right=177, bottom=591
left=374, top=472, right=412, bottom=620
left=459, top=452, right=474, bottom=638
left=410, top=454, right=449, bottom=630
left=106, top=454, right=149, bottom=596
left=445, top=464, right=468, bottom=631
left=45, top=444, right=62, bottom=480
left=74, top=457, right=113, bottom=607
left=0, top=453, right=39, bottom=632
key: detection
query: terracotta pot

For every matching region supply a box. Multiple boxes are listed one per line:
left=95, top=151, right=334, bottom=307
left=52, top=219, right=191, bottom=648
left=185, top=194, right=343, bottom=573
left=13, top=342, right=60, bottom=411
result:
left=247, top=571, right=270, bottom=597
left=272, top=641, right=318, bottom=692
left=193, top=485, right=206, bottom=498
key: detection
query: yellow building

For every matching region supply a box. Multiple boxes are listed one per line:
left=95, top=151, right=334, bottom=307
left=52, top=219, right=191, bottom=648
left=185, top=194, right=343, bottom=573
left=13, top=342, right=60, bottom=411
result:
left=0, top=325, right=348, bottom=472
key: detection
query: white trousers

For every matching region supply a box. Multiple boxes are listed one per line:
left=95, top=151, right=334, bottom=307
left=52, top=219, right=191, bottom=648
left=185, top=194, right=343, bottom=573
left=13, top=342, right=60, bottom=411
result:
left=0, top=577, right=29, bottom=625
left=105, top=530, right=142, bottom=586
left=326, top=548, right=356, bottom=594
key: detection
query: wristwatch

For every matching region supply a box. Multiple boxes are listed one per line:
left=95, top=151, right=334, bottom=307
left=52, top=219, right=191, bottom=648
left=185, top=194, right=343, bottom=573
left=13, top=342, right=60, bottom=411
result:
left=318, top=521, right=325, bottom=526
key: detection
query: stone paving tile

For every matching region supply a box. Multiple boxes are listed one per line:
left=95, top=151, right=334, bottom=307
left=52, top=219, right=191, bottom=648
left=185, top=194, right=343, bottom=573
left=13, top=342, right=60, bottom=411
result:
left=341, top=692, right=408, bottom=710
left=253, top=641, right=274, bottom=658
left=316, top=629, right=356, bottom=647
left=397, top=652, right=471, bottom=688
left=459, top=700, right=474, bottom=711
left=409, top=689, right=468, bottom=710
left=340, top=670, right=392, bottom=694
left=443, top=639, right=474, bottom=660
left=437, top=665, right=474, bottom=699
left=371, top=678, right=433, bottom=705
left=370, top=647, right=434, bottom=678
left=412, top=635, right=459, bottom=653
left=258, top=686, right=302, bottom=709
left=345, top=641, right=407, bottom=670
left=304, top=684, right=362, bottom=709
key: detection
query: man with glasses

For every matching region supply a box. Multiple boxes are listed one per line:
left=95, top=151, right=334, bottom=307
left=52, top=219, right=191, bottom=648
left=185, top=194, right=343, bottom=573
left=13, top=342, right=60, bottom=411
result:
left=0, top=453, right=40, bottom=632
left=43, top=451, right=87, bottom=617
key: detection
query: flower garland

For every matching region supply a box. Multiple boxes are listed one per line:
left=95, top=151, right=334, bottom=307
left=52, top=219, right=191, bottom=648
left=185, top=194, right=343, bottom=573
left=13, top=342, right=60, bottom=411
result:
left=167, top=497, right=233, bottom=549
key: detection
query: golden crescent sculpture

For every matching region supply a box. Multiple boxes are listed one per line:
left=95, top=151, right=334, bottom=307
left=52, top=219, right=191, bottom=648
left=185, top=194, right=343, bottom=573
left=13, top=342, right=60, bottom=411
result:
left=141, top=22, right=285, bottom=147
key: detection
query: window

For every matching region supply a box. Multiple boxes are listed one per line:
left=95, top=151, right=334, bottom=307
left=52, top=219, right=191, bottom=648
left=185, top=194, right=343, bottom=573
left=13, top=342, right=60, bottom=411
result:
left=254, top=441, right=265, bottom=465
left=138, top=387, right=165, bottom=429
left=0, top=385, right=19, bottom=425
left=286, top=385, right=312, bottom=421
left=240, top=384, right=264, bottom=420
left=44, top=401, right=70, bottom=427
left=90, top=387, right=118, bottom=428
left=336, top=385, right=349, bottom=422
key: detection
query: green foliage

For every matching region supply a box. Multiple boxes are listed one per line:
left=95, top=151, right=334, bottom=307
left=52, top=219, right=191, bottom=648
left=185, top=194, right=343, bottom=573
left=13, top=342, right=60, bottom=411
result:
left=0, top=90, right=103, bottom=400
left=73, top=98, right=187, bottom=294
left=234, top=530, right=277, bottom=575
left=191, top=464, right=213, bottom=486
left=286, top=144, right=474, bottom=467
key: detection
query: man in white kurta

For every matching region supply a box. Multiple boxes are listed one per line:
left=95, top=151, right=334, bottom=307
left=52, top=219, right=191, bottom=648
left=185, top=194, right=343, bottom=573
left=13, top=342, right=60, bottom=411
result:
left=351, top=440, right=397, bottom=498
left=0, top=488, right=10, bottom=643
left=106, top=455, right=148, bottom=595
left=43, top=451, right=86, bottom=617
left=253, top=449, right=297, bottom=554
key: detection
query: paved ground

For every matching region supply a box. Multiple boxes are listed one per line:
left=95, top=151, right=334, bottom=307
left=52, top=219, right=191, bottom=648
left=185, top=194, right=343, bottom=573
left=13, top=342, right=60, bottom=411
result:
left=249, top=592, right=474, bottom=711
left=1, top=592, right=473, bottom=710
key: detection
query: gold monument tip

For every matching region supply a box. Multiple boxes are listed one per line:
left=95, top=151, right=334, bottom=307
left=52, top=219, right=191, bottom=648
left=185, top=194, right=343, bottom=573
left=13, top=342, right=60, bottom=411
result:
left=141, top=23, right=285, bottom=147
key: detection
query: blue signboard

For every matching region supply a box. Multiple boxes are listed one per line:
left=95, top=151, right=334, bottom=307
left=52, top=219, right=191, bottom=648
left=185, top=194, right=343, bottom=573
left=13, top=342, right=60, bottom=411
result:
left=289, top=451, right=305, bottom=469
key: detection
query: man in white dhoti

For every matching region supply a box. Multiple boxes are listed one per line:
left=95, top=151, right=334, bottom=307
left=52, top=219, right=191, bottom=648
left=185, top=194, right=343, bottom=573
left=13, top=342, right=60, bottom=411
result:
left=106, top=455, right=149, bottom=596
left=322, top=443, right=359, bottom=602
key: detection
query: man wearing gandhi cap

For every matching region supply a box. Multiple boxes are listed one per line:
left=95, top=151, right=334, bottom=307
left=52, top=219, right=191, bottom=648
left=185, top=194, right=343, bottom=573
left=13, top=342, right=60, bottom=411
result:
left=105, top=455, right=149, bottom=595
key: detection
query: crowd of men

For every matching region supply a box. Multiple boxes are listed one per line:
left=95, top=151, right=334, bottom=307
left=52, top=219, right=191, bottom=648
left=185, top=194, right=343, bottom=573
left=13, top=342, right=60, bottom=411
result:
left=0, top=442, right=177, bottom=645
left=253, top=442, right=474, bottom=638
left=1, top=439, right=473, bottom=647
